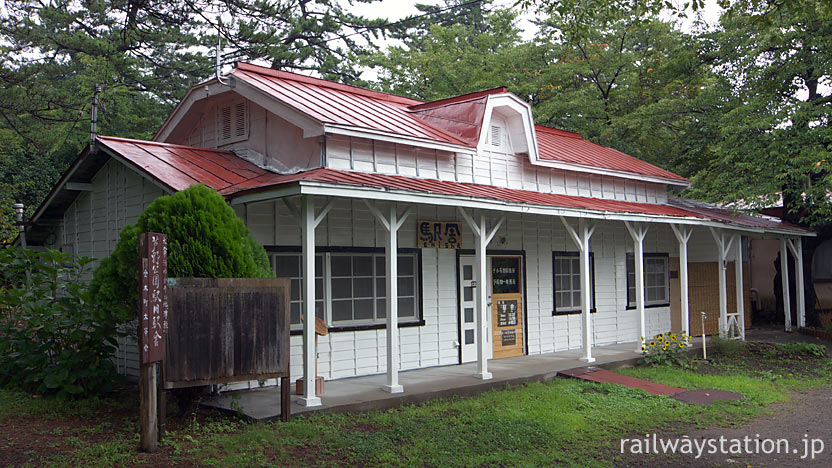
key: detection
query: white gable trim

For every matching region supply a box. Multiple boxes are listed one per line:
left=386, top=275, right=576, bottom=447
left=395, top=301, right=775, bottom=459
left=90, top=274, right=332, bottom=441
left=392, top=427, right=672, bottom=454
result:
left=477, top=93, right=539, bottom=157
left=154, top=78, right=326, bottom=143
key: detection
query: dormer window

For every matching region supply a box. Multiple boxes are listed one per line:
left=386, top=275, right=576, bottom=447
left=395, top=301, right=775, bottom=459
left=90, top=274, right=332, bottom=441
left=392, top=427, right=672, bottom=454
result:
left=217, top=99, right=248, bottom=145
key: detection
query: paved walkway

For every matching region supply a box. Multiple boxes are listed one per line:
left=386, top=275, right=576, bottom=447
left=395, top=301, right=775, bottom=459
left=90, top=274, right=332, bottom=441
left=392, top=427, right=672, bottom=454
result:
left=558, top=367, right=687, bottom=395
left=204, top=340, right=703, bottom=420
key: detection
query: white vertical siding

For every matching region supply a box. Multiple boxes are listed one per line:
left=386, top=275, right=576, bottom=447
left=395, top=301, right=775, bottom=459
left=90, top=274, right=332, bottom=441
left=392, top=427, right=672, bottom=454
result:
left=324, top=135, right=670, bottom=206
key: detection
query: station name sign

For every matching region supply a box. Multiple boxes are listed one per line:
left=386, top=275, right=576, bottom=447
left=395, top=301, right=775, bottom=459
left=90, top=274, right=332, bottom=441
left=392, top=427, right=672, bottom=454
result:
left=418, top=220, right=462, bottom=249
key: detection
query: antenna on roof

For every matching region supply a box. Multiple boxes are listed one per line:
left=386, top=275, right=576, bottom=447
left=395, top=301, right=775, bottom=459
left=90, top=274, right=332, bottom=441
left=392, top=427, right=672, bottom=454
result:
left=90, top=84, right=100, bottom=147
left=216, top=16, right=231, bottom=87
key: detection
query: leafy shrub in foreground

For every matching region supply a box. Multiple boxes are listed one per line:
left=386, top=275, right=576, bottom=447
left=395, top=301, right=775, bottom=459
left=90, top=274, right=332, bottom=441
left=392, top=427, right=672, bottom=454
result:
left=0, top=247, right=122, bottom=397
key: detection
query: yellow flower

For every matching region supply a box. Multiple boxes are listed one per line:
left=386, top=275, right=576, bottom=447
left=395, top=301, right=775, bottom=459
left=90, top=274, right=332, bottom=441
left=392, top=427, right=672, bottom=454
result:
left=649, top=341, right=656, bottom=347
left=672, top=336, right=677, bottom=342
left=641, top=346, right=646, bottom=351
left=678, top=343, right=684, bottom=348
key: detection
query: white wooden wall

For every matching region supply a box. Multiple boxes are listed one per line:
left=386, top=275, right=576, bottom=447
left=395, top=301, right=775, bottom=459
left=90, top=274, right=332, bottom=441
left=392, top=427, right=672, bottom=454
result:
left=57, top=158, right=168, bottom=379
left=240, top=196, right=721, bottom=382
left=325, top=134, right=668, bottom=205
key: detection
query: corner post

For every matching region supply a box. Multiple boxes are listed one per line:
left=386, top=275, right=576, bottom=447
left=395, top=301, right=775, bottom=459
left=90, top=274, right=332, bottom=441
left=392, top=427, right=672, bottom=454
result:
left=670, top=224, right=692, bottom=340
left=780, top=239, right=792, bottom=332
left=625, top=221, right=648, bottom=352
left=734, top=234, right=745, bottom=340
left=299, top=195, right=321, bottom=407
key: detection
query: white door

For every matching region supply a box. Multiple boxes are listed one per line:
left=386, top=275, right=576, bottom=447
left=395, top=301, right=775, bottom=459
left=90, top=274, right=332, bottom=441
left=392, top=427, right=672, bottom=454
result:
left=459, top=256, right=492, bottom=363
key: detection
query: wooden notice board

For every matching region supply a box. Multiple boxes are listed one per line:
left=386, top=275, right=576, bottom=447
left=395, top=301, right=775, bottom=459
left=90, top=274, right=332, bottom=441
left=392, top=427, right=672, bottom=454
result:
left=490, top=256, right=524, bottom=359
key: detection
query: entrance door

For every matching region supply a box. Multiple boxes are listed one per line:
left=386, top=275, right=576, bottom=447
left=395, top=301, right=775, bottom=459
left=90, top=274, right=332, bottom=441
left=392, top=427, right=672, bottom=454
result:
left=490, top=256, right=524, bottom=359
left=459, top=256, right=480, bottom=363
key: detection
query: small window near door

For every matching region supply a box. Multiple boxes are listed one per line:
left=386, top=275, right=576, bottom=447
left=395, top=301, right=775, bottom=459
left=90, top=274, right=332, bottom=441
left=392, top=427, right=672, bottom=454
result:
left=552, top=252, right=595, bottom=314
left=626, top=253, right=669, bottom=307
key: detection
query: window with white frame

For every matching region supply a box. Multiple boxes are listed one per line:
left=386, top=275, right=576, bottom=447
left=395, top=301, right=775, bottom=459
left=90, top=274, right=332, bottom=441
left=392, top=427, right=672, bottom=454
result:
left=626, top=253, right=669, bottom=307
left=272, top=250, right=420, bottom=330
left=552, top=252, right=595, bottom=314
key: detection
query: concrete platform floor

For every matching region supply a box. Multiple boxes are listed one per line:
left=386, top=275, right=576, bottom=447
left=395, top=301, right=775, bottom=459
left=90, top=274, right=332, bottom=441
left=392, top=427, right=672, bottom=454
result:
left=203, top=339, right=703, bottom=421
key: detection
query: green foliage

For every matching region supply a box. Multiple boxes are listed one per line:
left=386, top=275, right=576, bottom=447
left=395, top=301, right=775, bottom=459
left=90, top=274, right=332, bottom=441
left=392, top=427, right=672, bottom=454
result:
left=775, top=342, right=827, bottom=357
left=0, top=247, right=123, bottom=398
left=641, top=331, right=692, bottom=366
left=709, top=335, right=747, bottom=357
left=89, top=184, right=272, bottom=323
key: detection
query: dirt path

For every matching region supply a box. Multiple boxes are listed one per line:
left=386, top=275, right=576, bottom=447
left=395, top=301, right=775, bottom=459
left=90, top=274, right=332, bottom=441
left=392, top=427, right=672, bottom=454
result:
left=614, top=387, right=832, bottom=467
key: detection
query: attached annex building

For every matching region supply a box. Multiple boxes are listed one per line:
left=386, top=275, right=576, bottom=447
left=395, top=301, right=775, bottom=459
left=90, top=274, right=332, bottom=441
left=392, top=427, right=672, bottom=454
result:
left=26, top=63, right=813, bottom=406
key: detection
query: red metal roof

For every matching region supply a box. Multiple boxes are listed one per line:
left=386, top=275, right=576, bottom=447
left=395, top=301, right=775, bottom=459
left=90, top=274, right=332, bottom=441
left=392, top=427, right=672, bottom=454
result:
left=97, top=136, right=270, bottom=193
left=232, top=63, right=472, bottom=148
left=95, top=136, right=807, bottom=233
left=231, top=63, right=689, bottom=183
left=535, top=125, right=689, bottom=183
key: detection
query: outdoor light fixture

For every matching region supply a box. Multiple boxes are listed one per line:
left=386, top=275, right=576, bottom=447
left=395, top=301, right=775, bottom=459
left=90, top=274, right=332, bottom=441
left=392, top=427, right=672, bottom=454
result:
left=13, top=203, right=26, bottom=248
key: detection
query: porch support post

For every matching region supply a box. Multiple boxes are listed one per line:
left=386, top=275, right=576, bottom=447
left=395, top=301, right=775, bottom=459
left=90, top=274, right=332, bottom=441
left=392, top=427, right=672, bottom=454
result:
left=786, top=238, right=806, bottom=329
left=299, top=195, right=321, bottom=407
left=364, top=201, right=413, bottom=393
left=733, top=234, right=746, bottom=340
left=458, top=208, right=504, bottom=380
left=561, top=217, right=596, bottom=363
left=780, top=239, right=792, bottom=332
left=625, top=221, right=649, bottom=352
left=670, top=224, right=692, bottom=339
left=709, top=228, right=735, bottom=337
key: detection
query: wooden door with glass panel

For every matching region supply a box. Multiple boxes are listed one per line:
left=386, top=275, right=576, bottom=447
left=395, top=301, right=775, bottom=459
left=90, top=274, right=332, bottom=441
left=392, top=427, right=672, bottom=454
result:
left=490, top=256, right=524, bottom=359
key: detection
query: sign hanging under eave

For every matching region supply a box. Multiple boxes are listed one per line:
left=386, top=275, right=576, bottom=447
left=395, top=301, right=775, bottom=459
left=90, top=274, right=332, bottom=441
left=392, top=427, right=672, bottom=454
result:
left=418, top=220, right=462, bottom=249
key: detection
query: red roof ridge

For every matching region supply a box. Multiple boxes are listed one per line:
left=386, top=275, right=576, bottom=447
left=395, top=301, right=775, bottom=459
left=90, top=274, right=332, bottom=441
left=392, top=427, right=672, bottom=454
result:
left=534, top=124, right=582, bottom=139
left=234, top=62, right=423, bottom=106
left=408, top=87, right=509, bottom=111
left=98, top=135, right=234, bottom=154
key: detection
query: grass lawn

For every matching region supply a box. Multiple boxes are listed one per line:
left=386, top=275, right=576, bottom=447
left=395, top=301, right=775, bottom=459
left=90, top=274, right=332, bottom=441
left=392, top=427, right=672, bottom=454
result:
left=2, top=340, right=831, bottom=468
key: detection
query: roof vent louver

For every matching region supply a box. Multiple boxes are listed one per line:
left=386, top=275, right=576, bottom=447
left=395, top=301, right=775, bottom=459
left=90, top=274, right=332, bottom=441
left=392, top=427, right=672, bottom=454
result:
left=218, top=99, right=248, bottom=145
left=490, top=125, right=501, bottom=147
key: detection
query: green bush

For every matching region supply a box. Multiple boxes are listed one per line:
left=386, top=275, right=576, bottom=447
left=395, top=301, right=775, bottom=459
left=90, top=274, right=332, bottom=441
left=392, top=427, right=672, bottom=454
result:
left=0, top=247, right=122, bottom=397
left=89, top=184, right=272, bottom=323
left=774, top=342, right=827, bottom=357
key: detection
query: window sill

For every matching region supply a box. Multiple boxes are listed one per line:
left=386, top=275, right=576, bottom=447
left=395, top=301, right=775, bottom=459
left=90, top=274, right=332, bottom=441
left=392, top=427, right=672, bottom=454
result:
left=290, top=320, right=425, bottom=335
left=625, top=303, right=670, bottom=310
left=553, top=308, right=597, bottom=316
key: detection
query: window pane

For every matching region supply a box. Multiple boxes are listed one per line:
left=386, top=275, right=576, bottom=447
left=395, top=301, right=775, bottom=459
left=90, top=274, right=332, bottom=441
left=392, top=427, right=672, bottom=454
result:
left=354, top=299, right=374, bottom=321
left=276, top=255, right=299, bottom=278
left=376, top=278, right=386, bottom=297
left=315, top=300, right=325, bottom=321
left=290, top=278, right=301, bottom=301
left=377, top=299, right=386, bottom=318
left=572, top=273, right=581, bottom=291
left=572, top=291, right=581, bottom=306
left=331, top=256, right=351, bottom=277
left=463, top=265, right=473, bottom=281
left=332, top=278, right=352, bottom=299
left=398, top=255, right=414, bottom=276
left=464, top=286, right=473, bottom=302
left=290, top=303, right=301, bottom=325
left=398, top=297, right=415, bottom=317
left=464, top=307, right=474, bottom=323
left=375, top=256, right=385, bottom=274
left=332, top=300, right=352, bottom=322
left=353, top=278, right=374, bottom=298
left=465, top=329, right=475, bottom=344
left=315, top=255, right=324, bottom=277
left=353, top=256, right=373, bottom=276
left=316, top=278, right=324, bottom=300
left=398, top=277, right=415, bottom=296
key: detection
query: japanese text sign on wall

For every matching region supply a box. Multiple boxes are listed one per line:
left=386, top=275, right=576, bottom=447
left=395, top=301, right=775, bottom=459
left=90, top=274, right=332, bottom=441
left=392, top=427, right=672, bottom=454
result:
left=418, top=220, right=462, bottom=249
left=139, top=232, right=168, bottom=364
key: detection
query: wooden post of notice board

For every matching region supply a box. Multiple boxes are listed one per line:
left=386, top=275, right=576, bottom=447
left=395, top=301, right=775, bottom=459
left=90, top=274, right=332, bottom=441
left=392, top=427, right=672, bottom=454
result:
left=138, top=232, right=167, bottom=452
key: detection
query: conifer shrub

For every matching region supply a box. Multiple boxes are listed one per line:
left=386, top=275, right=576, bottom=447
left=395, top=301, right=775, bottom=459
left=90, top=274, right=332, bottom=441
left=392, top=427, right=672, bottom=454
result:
left=90, top=184, right=272, bottom=323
